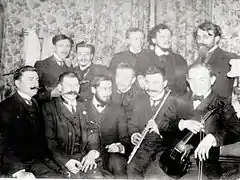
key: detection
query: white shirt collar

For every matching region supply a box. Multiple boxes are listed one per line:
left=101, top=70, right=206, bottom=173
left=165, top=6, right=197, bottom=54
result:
left=193, top=90, right=212, bottom=109
left=117, top=86, right=132, bottom=94
left=129, top=46, right=142, bottom=54
left=207, top=45, right=218, bottom=54
left=79, top=62, right=92, bottom=71
left=17, top=91, right=32, bottom=101
left=154, top=46, right=169, bottom=56
left=53, top=53, right=64, bottom=66
left=61, top=96, right=77, bottom=106
left=92, top=96, right=106, bottom=113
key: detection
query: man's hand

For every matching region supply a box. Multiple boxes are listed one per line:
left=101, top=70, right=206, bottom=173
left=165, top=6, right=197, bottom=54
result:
left=105, top=143, right=124, bottom=153
left=131, top=132, right=142, bottom=146
left=50, top=86, right=61, bottom=98
left=180, top=120, right=204, bottom=134
left=194, top=134, right=216, bottom=161
left=65, top=159, right=82, bottom=174
left=81, top=151, right=97, bottom=173
left=12, top=169, right=36, bottom=179
left=146, top=119, right=160, bottom=135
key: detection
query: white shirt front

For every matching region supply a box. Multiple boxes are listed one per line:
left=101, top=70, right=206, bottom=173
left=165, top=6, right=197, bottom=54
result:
left=193, top=90, right=212, bottom=109
left=53, top=53, right=64, bottom=66
left=149, top=91, right=165, bottom=107
left=92, top=96, right=106, bottom=113
left=62, top=96, right=77, bottom=113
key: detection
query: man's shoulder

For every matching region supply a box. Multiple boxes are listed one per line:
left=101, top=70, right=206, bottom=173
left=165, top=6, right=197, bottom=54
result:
left=214, top=47, right=239, bottom=59
left=0, top=93, right=20, bottom=112
left=169, top=51, right=187, bottom=64
left=34, top=56, right=54, bottom=68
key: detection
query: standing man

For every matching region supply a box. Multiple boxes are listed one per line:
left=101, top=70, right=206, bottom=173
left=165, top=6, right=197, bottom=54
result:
left=148, top=24, right=188, bottom=96
left=0, top=66, right=61, bottom=178
left=74, top=41, right=108, bottom=101
left=42, top=72, right=104, bottom=178
left=86, top=74, right=130, bottom=178
left=34, top=34, right=74, bottom=102
left=193, top=21, right=239, bottom=98
left=109, top=28, right=158, bottom=88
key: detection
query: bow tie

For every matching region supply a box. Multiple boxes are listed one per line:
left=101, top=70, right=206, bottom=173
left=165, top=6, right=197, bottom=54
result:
left=96, top=104, right=105, bottom=108
left=193, top=95, right=204, bottom=101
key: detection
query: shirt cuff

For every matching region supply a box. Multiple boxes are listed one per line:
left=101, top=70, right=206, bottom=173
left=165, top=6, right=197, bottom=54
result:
left=116, top=142, right=125, bottom=154
left=207, top=133, right=217, bottom=147
left=88, top=150, right=100, bottom=159
left=178, top=119, right=185, bottom=131
left=12, top=169, right=26, bottom=178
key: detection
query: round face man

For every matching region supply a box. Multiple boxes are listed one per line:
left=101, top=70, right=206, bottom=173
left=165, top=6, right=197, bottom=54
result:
left=77, top=47, right=93, bottom=67
left=54, top=39, right=72, bottom=60
left=115, top=67, right=136, bottom=93
left=152, top=29, right=172, bottom=51
left=145, top=73, right=167, bottom=100
left=187, top=65, right=216, bottom=96
left=127, top=31, right=144, bottom=52
left=15, top=71, right=39, bottom=97
left=92, top=80, right=112, bottom=105
left=196, top=29, right=219, bottom=55
left=59, top=76, right=80, bottom=101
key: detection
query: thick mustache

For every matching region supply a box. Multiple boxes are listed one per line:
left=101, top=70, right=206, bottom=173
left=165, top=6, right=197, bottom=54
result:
left=146, top=89, right=159, bottom=93
left=63, top=91, right=80, bottom=95
left=30, top=87, right=40, bottom=90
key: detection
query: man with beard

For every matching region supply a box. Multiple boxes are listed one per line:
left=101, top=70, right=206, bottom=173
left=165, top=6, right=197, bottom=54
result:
left=42, top=72, right=104, bottom=178
left=112, top=62, right=143, bottom=121
left=85, top=74, right=130, bottom=178
left=34, top=34, right=74, bottom=103
left=127, top=66, right=202, bottom=179
left=109, top=28, right=158, bottom=89
left=193, top=21, right=239, bottom=98
left=74, top=41, right=108, bottom=101
left=0, top=66, right=61, bottom=178
left=147, top=24, right=188, bottom=96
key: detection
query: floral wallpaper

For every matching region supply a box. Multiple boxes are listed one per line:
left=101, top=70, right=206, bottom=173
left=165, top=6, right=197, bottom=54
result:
left=0, top=0, right=240, bottom=90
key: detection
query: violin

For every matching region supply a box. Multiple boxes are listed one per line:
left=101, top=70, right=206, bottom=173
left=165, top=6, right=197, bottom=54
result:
left=160, top=108, right=217, bottom=179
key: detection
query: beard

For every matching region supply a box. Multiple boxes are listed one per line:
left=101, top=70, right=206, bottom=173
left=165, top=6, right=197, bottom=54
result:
left=95, top=93, right=111, bottom=106
left=156, top=44, right=171, bottom=52
left=197, top=44, right=212, bottom=57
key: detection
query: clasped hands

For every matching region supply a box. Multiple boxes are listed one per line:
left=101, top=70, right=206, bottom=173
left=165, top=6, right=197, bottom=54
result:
left=65, top=150, right=98, bottom=174
left=180, top=119, right=217, bottom=162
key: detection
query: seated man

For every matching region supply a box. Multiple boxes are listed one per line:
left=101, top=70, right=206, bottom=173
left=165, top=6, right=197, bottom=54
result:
left=0, top=66, right=61, bottom=178
left=42, top=72, right=104, bottom=178
left=86, top=74, right=130, bottom=178
left=127, top=66, right=202, bottom=179
left=74, top=41, right=108, bottom=101
left=112, top=62, right=143, bottom=119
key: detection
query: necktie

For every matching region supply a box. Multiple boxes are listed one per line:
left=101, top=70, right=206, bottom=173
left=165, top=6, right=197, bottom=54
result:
left=25, top=99, right=32, bottom=106
left=193, top=95, right=204, bottom=101
left=61, top=96, right=76, bottom=113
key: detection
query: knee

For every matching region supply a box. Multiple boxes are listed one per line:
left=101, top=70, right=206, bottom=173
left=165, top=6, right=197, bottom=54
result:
left=107, top=154, right=127, bottom=175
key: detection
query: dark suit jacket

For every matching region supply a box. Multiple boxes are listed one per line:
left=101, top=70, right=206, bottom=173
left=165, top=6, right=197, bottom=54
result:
left=34, top=55, right=72, bottom=102
left=203, top=47, right=239, bottom=98
left=42, top=97, right=99, bottom=168
left=86, top=101, right=130, bottom=157
left=74, top=64, right=108, bottom=101
left=180, top=91, right=240, bottom=147
left=0, top=93, right=49, bottom=175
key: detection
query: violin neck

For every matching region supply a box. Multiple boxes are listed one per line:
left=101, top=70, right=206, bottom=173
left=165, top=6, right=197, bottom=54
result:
left=181, top=131, right=194, bottom=144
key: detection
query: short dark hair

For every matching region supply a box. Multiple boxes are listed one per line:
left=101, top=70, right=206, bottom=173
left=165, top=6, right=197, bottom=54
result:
left=193, top=21, right=222, bottom=40
left=52, top=34, right=74, bottom=46
left=148, top=24, right=172, bottom=44
left=75, top=41, right=95, bottom=55
left=145, top=66, right=166, bottom=79
left=116, top=62, right=135, bottom=76
left=92, top=75, right=112, bottom=88
left=14, top=66, right=37, bottom=81
left=187, top=62, right=215, bottom=77
left=57, top=72, right=80, bottom=84
left=125, top=28, right=143, bottom=39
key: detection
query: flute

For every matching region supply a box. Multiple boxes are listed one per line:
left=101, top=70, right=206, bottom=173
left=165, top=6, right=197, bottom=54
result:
left=127, top=89, right=171, bottom=164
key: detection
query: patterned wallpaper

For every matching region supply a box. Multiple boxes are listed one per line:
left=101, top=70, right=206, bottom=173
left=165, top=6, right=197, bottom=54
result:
left=0, top=0, right=240, bottom=89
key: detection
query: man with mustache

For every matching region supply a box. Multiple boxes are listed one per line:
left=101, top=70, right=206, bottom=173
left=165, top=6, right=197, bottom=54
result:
left=85, top=74, right=130, bottom=178
left=42, top=72, right=105, bottom=178
left=193, top=21, right=239, bottom=98
left=74, top=41, right=108, bottom=101
left=0, top=66, right=61, bottom=178
left=34, top=34, right=74, bottom=103
left=147, top=24, right=188, bottom=96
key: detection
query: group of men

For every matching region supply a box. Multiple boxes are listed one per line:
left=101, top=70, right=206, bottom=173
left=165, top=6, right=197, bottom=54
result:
left=0, top=21, right=240, bottom=179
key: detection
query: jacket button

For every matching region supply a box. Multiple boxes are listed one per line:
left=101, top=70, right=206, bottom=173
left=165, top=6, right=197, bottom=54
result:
left=68, top=132, right=72, bottom=136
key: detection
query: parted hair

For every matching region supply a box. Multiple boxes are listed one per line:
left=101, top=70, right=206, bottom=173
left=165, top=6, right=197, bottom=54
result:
left=125, top=28, right=143, bottom=39
left=76, top=41, right=95, bottom=55
left=57, top=71, right=80, bottom=84
left=187, top=62, right=215, bottom=77
left=14, top=66, right=37, bottom=81
left=52, top=34, right=74, bottom=46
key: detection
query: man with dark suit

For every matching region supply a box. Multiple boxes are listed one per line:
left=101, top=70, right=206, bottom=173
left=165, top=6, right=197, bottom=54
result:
left=178, top=63, right=240, bottom=179
left=127, top=66, right=202, bottom=179
left=86, top=74, right=130, bottom=178
left=112, top=62, right=143, bottom=121
left=74, top=41, right=108, bottom=101
left=34, top=34, right=74, bottom=102
left=147, top=24, right=188, bottom=96
left=0, top=66, right=61, bottom=178
left=42, top=72, right=104, bottom=178
left=109, top=28, right=158, bottom=89
left=194, top=21, right=239, bottom=98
